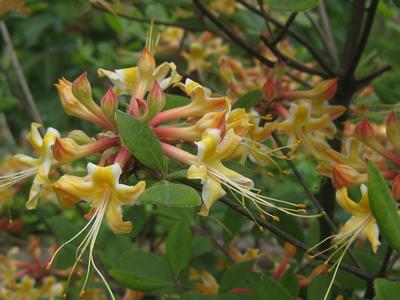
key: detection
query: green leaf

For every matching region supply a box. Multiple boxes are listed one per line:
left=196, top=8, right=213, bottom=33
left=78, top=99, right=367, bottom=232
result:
left=222, top=207, right=247, bottom=244
left=307, top=274, right=331, bottom=300
left=233, top=90, right=262, bottom=110
left=250, top=273, right=295, bottom=300
left=382, top=48, right=400, bottom=71
left=105, top=249, right=173, bottom=291
left=266, top=0, right=320, bottom=11
left=374, top=278, right=400, bottom=300
left=164, top=93, right=191, bottom=110
left=278, top=268, right=299, bottom=297
left=166, top=220, right=192, bottom=276
left=138, top=181, right=201, bottom=207
left=220, top=261, right=254, bottom=293
left=368, top=161, right=400, bottom=254
left=116, top=110, right=165, bottom=171
left=109, top=270, right=171, bottom=291
left=191, top=236, right=213, bottom=258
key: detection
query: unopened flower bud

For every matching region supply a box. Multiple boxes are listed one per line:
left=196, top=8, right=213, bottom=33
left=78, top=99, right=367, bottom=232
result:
left=263, top=78, right=276, bottom=102
left=386, top=111, right=400, bottom=152
left=101, top=88, right=118, bottom=125
left=72, top=72, right=93, bottom=105
left=137, top=47, right=156, bottom=76
left=67, top=130, right=93, bottom=145
left=280, top=78, right=338, bottom=101
left=332, top=164, right=367, bottom=188
left=354, top=119, right=374, bottom=141
left=392, top=175, right=400, bottom=201
left=142, top=82, right=166, bottom=123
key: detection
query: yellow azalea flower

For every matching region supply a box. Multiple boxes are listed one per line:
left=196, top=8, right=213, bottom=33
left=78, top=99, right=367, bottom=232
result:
left=0, top=123, right=60, bottom=209
left=277, top=103, right=334, bottom=160
left=187, top=128, right=253, bottom=216
left=98, top=48, right=181, bottom=98
left=0, top=276, right=40, bottom=299
left=228, top=245, right=260, bottom=263
left=49, top=163, right=145, bottom=299
left=55, top=78, right=112, bottom=129
left=335, top=184, right=380, bottom=253
left=190, top=269, right=220, bottom=295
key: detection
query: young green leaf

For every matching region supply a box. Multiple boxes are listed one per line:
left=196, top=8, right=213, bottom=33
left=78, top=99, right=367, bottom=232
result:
left=374, top=278, right=400, bottom=300
left=116, top=110, right=165, bottom=171
left=233, top=90, right=262, bottom=110
left=164, top=93, right=191, bottom=110
left=368, top=161, right=400, bottom=254
left=166, top=220, right=192, bottom=276
left=138, top=181, right=201, bottom=207
left=109, top=270, right=171, bottom=291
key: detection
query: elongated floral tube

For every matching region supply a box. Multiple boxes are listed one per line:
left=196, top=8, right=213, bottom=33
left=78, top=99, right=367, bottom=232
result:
left=55, top=78, right=114, bottom=130
left=278, top=78, right=338, bottom=101
left=53, top=136, right=120, bottom=164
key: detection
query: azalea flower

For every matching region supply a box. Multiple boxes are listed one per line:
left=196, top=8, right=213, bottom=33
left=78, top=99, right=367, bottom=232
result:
left=0, top=123, right=60, bottom=209
left=49, top=163, right=145, bottom=299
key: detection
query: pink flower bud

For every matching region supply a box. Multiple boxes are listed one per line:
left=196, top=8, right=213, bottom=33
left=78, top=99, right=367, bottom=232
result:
left=332, top=164, right=367, bottom=188
left=101, top=88, right=118, bottom=125
left=142, top=82, right=166, bottom=123
left=263, top=78, right=276, bottom=102
left=386, top=111, right=400, bottom=152
left=354, top=119, right=374, bottom=141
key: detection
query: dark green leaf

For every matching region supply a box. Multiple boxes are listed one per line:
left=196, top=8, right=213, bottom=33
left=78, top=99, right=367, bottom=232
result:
left=233, top=90, right=262, bottom=110
left=382, top=48, right=400, bottom=71
left=220, top=261, right=254, bottom=293
left=116, top=110, right=165, bottom=171
left=0, top=97, right=18, bottom=111
left=109, top=270, right=171, bottom=291
left=374, top=278, right=400, bottom=300
left=105, top=249, right=173, bottom=291
left=368, top=161, right=400, bottom=254
left=138, top=181, right=201, bottom=207
left=266, top=0, right=319, bottom=11
left=307, top=274, right=331, bottom=300
left=191, top=236, right=213, bottom=258
left=166, top=220, right=192, bottom=276
left=278, top=268, right=299, bottom=297
left=250, top=273, right=295, bottom=300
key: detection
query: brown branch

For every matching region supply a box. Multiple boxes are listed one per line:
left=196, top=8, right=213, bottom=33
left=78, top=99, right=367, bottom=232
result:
left=192, top=0, right=313, bottom=87
left=346, top=0, right=379, bottom=77
left=271, top=13, right=298, bottom=45
left=271, top=132, right=365, bottom=271
left=220, top=196, right=373, bottom=281
left=260, top=35, right=329, bottom=78
left=354, top=64, right=392, bottom=91
left=236, top=0, right=333, bottom=76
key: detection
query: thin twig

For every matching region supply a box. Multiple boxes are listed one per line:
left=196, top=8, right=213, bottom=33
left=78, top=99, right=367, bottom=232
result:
left=271, top=132, right=365, bottom=271
left=346, top=0, right=379, bottom=77
left=260, top=35, right=328, bottom=77
left=236, top=0, right=333, bottom=76
left=272, top=13, right=298, bottom=46
left=192, top=0, right=312, bottom=87
left=341, top=0, right=367, bottom=77
left=354, top=64, right=392, bottom=91
left=220, top=196, right=373, bottom=281
left=257, top=0, right=273, bottom=35
left=0, top=21, right=43, bottom=129
left=317, top=0, right=339, bottom=66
